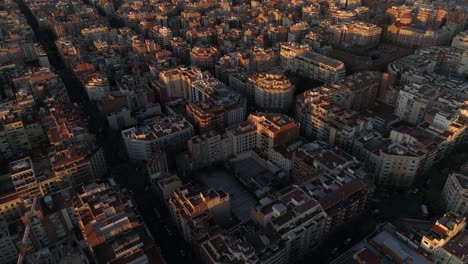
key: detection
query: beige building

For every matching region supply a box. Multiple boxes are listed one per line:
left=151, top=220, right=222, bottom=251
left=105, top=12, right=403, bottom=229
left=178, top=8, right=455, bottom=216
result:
left=249, top=73, right=295, bottom=111
left=190, top=46, right=219, bottom=71
left=156, top=66, right=202, bottom=102
left=188, top=132, right=232, bottom=168
left=385, top=24, right=453, bottom=48
left=348, top=22, right=382, bottom=48
left=250, top=113, right=300, bottom=158
left=374, top=142, right=425, bottom=188
left=247, top=47, right=278, bottom=72
left=226, top=121, right=257, bottom=155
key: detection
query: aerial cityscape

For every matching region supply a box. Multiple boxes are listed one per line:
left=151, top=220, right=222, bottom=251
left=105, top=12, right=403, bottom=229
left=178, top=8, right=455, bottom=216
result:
left=0, top=0, right=466, bottom=263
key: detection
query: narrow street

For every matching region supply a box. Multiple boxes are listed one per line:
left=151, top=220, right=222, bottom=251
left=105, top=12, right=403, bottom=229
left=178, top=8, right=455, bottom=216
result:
left=112, top=163, right=196, bottom=263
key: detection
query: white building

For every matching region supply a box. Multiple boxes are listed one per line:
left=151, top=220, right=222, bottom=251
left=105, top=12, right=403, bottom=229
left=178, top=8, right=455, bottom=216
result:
left=226, top=121, right=257, bottom=155
left=442, top=173, right=468, bottom=217
left=451, top=31, right=468, bottom=50
left=394, top=85, right=436, bottom=125
left=122, top=115, right=194, bottom=161
left=85, top=73, right=110, bottom=101
left=157, top=67, right=200, bottom=100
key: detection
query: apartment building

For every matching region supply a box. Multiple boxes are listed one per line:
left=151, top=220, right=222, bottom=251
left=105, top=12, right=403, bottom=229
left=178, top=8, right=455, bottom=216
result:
left=452, top=31, right=468, bottom=49
left=249, top=73, right=295, bottom=111
left=394, top=84, right=438, bottom=125
left=248, top=47, right=278, bottom=72
left=156, top=66, right=202, bottom=102
left=295, top=88, right=373, bottom=149
left=226, top=121, right=257, bottom=155
left=302, top=174, right=368, bottom=233
left=327, top=22, right=382, bottom=48
left=122, top=115, right=194, bottom=161
left=373, top=142, right=426, bottom=188
left=48, top=142, right=107, bottom=190
left=201, top=220, right=287, bottom=264
left=188, top=132, right=233, bottom=168
left=168, top=184, right=230, bottom=242
left=24, top=194, right=74, bottom=250
left=190, top=76, right=247, bottom=124
left=85, top=72, right=110, bottom=101
left=186, top=101, right=225, bottom=134
left=280, top=42, right=345, bottom=82
left=250, top=113, right=300, bottom=158
left=74, top=181, right=159, bottom=263
left=291, top=142, right=365, bottom=184
left=331, top=222, right=430, bottom=264
left=251, top=187, right=327, bottom=262
left=385, top=24, right=453, bottom=48
left=0, top=113, right=32, bottom=158
left=9, top=157, right=39, bottom=199
left=347, top=22, right=382, bottom=47
left=0, top=192, right=21, bottom=222
left=190, top=46, right=219, bottom=72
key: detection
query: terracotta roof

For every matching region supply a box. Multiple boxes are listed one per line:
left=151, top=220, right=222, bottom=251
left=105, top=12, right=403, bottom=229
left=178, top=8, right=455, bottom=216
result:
left=431, top=225, right=447, bottom=237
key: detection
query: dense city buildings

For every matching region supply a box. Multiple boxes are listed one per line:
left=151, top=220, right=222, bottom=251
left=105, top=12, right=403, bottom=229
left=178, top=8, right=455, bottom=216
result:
left=75, top=181, right=163, bottom=263
left=1, top=0, right=468, bottom=262
left=251, top=187, right=328, bottom=262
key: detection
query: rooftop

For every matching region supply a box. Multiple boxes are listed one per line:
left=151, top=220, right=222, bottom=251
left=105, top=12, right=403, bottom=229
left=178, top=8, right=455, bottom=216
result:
left=122, top=115, right=192, bottom=141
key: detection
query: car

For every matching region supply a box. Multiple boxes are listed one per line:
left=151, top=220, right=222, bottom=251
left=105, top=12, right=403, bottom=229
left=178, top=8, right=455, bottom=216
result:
left=344, top=238, right=352, bottom=245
